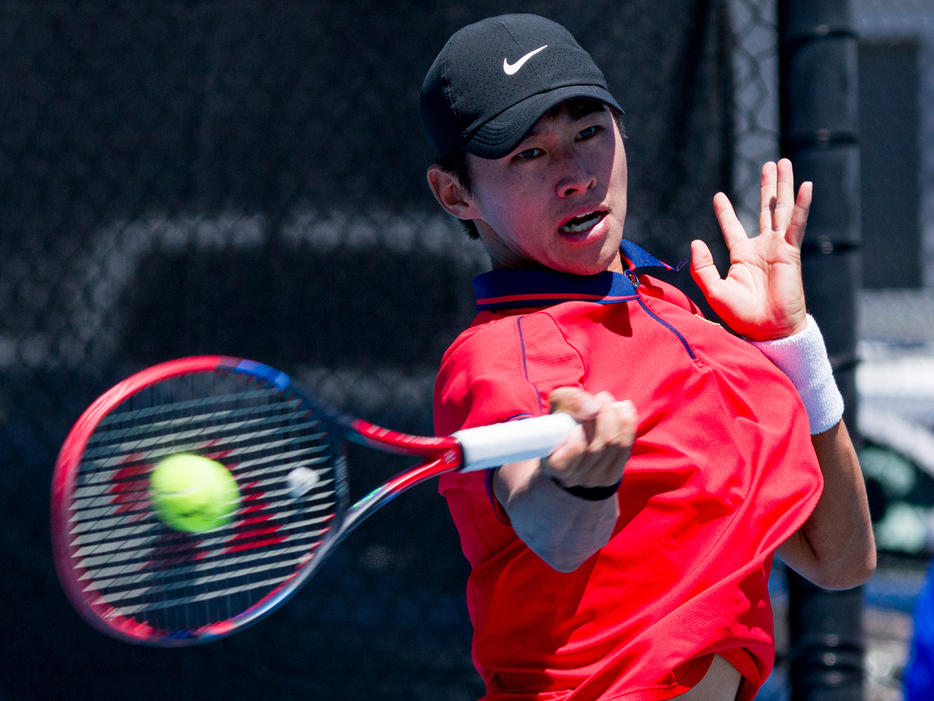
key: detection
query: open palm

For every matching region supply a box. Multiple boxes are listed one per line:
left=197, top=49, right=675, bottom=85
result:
left=690, top=158, right=813, bottom=341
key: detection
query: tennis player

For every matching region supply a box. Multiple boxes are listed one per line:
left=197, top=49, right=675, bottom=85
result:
left=421, top=14, right=875, bottom=701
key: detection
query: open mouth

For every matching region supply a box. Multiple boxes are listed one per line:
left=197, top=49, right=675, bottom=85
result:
left=559, top=211, right=605, bottom=235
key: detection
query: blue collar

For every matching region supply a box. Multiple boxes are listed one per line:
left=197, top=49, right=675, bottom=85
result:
left=474, top=240, right=678, bottom=312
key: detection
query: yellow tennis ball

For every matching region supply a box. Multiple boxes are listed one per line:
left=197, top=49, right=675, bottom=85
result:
left=149, top=454, right=241, bottom=533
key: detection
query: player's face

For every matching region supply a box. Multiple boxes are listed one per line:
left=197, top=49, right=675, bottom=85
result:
left=467, top=102, right=627, bottom=275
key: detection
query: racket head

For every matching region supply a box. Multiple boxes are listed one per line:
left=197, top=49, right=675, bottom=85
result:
left=51, top=356, right=350, bottom=646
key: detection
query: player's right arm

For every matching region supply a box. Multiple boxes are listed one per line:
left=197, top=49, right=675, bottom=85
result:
left=492, top=388, right=636, bottom=572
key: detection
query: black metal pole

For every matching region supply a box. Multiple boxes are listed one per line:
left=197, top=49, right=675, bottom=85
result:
left=778, top=0, right=865, bottom=700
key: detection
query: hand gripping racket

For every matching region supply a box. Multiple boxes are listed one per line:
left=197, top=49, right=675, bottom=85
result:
left=50, top=356, right=576, bottom=646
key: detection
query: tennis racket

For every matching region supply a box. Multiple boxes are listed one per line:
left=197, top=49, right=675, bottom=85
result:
left=50, top=356, right=575, bottom=646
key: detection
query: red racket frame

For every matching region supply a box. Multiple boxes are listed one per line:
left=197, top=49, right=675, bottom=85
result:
left=50, top=356, right=464, bottom=645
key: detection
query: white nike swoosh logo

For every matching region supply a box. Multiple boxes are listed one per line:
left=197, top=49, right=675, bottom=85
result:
left=503, top=45, right=548, bottom=75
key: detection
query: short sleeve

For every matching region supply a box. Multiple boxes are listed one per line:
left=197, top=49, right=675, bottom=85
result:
left=433, top=311, right=586, bottom=436
left=432, top=310, right=587, bottom=564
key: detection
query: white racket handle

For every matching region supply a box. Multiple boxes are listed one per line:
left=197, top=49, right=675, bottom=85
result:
left=453, top=413, right=579, bottom=472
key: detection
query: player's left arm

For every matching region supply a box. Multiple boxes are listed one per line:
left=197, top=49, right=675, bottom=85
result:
left=779, top=420, right=876, bottom=589
left=690, top=158, right=876, bottom=590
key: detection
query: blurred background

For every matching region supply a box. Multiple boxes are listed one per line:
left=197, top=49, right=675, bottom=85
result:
left=1, top=0, right=932, bottom=699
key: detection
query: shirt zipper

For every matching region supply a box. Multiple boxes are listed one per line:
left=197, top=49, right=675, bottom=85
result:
left=624, top=270, right=697, bottom=361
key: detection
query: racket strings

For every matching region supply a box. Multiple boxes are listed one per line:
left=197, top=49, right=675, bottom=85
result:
left=84, top=397, right=314, bottom=463
left=71, top=499, right=337, bottom=559
left=94, top=388, right=290, bottom=427
left=65, top=369, right=344, bottom=639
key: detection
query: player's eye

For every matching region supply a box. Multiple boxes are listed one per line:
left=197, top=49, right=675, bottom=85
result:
left=514, top=147, right=543, bottom=161
left=577, top=125, right=601, bottom=140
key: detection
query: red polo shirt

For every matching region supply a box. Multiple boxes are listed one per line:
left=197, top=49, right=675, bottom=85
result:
left=434, top=249, right=823, bottom=701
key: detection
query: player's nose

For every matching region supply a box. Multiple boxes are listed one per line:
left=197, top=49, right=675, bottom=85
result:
left=554, top=149, right=596, bottom=198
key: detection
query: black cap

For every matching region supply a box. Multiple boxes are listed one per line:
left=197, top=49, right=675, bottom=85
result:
left=420, top=14, right=622, bottom=163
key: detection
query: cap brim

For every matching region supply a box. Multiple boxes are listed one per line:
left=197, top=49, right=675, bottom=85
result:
left=462, top=85, right=622, bottom=159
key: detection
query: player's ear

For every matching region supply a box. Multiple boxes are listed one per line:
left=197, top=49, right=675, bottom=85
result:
left=427, top=165, right=480, bottom=220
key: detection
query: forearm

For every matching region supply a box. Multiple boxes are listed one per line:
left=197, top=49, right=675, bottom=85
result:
left=751, top=315, right=876, bottom=588
left=493, top=459, right=619, bottom=572
left=777, top=420, right=876, bottom=589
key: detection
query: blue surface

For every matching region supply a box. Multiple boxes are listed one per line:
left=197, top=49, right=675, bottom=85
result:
left=866, top=568, right=928, bottom=613
left=760, top=561, right=928, bottom=700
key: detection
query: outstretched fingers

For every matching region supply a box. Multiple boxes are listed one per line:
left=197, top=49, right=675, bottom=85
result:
left=786, top=180, right=812, bottom=248
left=772, top=158, right=797, bottom=232
left=761, top=158, right=811, bottom=242
left=713, top=191, right=748, bottom=250
left=689, top=238, right=723, bottom=302
left=693, top=158, right=811, bottom=340
left=760, top=160, right=778, bottom=234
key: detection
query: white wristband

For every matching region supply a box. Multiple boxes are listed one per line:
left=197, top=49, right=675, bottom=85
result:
left=748, top=315, right=844, bottom=434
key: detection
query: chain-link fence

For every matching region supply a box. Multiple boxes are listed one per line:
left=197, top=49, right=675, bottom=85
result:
left=848, top=2, right=934, bottom=697
left=730, top=3, right=934, bottom=699
left=2, top=0, right=933, bottom=699
left=0, top=2, right=738, bottom=698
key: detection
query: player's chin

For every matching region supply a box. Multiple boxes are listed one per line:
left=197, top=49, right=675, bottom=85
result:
left=551, top=242, right=622, bottom=276
left=553, top=226, right=622, bottom=274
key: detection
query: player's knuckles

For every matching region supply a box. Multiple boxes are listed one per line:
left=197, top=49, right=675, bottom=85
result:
left=591, top=408, right=633, bottom=450
left=583, top=432, right=609, bottom=455
left=606, top=418, right=635, bottom=448
left=591, top=399, right=619, bottom=430
left=615, top=422, right=636, bottom=446
left=613, top=399, right=636, bottom=421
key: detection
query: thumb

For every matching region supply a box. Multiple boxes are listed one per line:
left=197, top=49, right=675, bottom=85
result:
left=548, top=387, right=601, bottom=421
left=690, top=239, right=721, bottom=298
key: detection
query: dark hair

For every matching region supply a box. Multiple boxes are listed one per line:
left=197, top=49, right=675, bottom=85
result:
left=438, top=102, right=627, bottom=240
